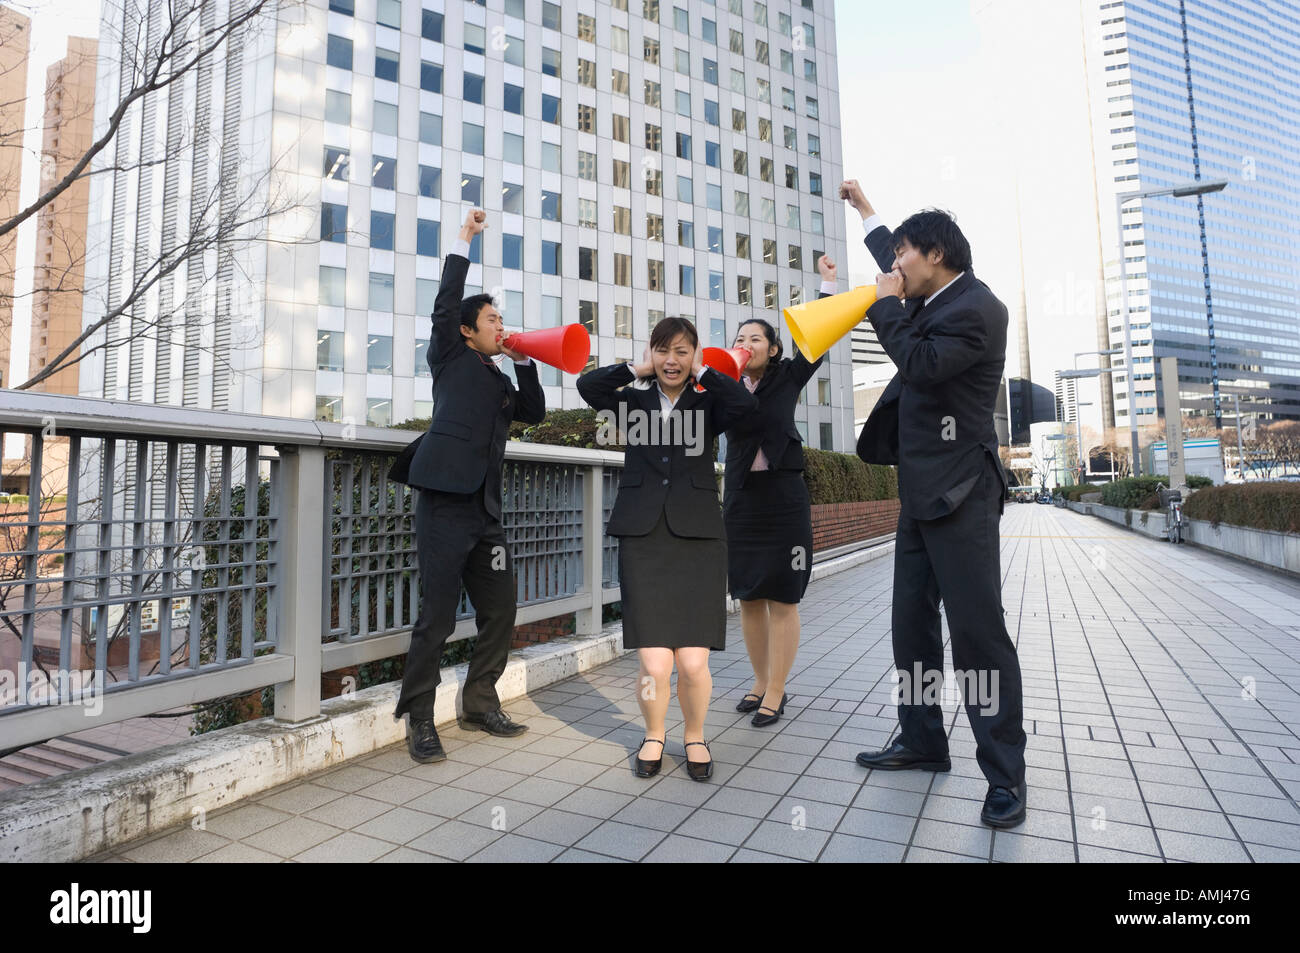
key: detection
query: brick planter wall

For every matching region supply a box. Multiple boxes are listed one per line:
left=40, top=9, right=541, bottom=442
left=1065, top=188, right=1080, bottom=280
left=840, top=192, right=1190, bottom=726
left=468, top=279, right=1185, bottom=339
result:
left=511, top=612, right=576, bottom=649
left=812, top=500, right=900, bottom=553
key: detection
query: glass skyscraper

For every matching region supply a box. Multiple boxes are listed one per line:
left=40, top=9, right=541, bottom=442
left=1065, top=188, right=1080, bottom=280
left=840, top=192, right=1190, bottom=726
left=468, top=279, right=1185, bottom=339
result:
left=1090, top=0, right=1300, bottom=427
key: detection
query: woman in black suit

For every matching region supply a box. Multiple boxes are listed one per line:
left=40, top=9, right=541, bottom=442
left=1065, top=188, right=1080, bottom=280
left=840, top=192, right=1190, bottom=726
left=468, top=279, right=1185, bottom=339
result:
left=723, top=255, right=836, bottom=726
left=577, top=317, right=757, bottom=781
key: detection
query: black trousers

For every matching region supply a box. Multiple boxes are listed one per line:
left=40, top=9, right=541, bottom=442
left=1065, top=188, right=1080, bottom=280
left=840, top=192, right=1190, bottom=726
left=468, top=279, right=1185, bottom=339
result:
left=891, top=452, right=1026, bottom=789
left=395, top=486, right=516, bottom=720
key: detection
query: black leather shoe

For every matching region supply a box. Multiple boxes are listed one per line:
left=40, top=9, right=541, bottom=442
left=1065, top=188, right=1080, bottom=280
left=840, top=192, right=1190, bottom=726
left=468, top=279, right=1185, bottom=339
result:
left=406, top=717, right=446, bottom=764
left=751, top=693, right=788, bottom=727
left=980, top=784, right=1027, bottom=829
left=854, top=740, right=951, bottom=772
left=634, top=737, right=665, bottom=778
left=684, top=741, right=713, bottom=782
left=459, top=709, right=528, bottom=737
left=735, top=693, right=763, bottom=713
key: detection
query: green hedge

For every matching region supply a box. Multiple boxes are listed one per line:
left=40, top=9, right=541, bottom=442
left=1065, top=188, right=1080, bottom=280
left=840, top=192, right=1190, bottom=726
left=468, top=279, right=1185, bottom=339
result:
left=802, top=447, right=898, bottom=505
left=1099, top=474, right=1213, bottom=510
left=1183, top=483, right=1300, bottom=533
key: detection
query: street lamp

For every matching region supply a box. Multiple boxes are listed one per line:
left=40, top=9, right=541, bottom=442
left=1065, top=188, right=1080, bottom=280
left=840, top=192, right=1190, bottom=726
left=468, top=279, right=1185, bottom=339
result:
left=1071, top=348, right=1121, bottom=482
left=1114, top=179, right=1228, bottom=475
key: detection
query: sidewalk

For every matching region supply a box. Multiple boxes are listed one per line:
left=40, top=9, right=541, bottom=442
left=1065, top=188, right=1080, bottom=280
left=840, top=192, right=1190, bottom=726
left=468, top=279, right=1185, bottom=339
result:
left=89, top=504, right=1300, bottom=862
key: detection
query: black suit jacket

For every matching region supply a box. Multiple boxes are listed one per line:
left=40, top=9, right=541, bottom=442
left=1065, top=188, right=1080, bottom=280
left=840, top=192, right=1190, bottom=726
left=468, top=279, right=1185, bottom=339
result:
left=577, top=363, right=757, bottom=538
left=722, top=351, right=824, bottom=496
left=388, top=253, right=546, bottom=519
left=855, top=224, right=1008, bottom=520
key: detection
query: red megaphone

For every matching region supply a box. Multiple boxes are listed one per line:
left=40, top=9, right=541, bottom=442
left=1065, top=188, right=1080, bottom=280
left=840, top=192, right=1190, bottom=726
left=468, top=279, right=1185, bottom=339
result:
left=702, top=346, right=752, bottom=380
left=502, top=324, right=591, bottom=374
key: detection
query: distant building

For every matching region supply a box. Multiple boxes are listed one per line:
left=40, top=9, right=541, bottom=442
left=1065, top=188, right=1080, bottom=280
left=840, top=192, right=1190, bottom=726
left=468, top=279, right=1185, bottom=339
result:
left=0, top=5, right=29, bottom=397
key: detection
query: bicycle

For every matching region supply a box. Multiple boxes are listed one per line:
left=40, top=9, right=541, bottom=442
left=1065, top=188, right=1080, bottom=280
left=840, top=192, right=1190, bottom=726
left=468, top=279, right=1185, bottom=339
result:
left=1156, top=483, right=1183, bottom=544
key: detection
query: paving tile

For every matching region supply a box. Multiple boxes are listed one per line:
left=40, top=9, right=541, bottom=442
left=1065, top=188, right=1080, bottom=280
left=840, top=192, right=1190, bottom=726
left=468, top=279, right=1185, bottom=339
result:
left=911, top=819, right=992, bottom=859
left=740, top=819, right=831, bottom=861
left=294, top=832, right=397, bottom=863
left=643, top=834, right=736, bottom=863
left=257, top=783, right=346, bottom=815
left=405, top=786, right=490, bottom=818
left=611, top=797, right=696, bottom=832
left=314, top=765, right=390, bottom=793
left=574, top=821, right=667, bottom=861
left=465, top=834, right=566, bottom=863
left=674, top=808, right=761, bottom=846
left=202, top=803, right=293, bottom=840
left=515, top=809, right=606, bottom=847
left=243, top=817, right=342, bottom=858
left=1156, top=830, right=1251, bottom=863
left=818, top=833, right=908, bottom=863
left=352, top=807, right=444, bottom=845
left=194, top=842, right=285, bottom=863
left=991, top=832, right=1076, bottom=863
left=303, top=794, right=393, bottom=830
left=455, top=796, right=547, bottom=832
left=121, top=828, right=230, bottom=863
left=405, top=819, right=504, bottom=861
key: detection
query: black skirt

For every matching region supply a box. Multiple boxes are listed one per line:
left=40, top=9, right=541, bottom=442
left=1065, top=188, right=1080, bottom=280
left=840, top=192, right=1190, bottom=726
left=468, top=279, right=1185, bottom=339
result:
left=723, top=470, right=813, bottom=603
left=617, top=509, right=727, bottom=650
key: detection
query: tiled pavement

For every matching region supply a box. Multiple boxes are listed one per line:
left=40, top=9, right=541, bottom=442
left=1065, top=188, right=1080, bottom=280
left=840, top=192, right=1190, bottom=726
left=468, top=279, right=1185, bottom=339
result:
left=92, top=504, right=1300, bottom=863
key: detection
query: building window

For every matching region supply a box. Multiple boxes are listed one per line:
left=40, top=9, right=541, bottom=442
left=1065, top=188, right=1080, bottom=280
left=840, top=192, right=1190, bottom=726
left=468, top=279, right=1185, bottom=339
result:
left=782, top=87, right=795, bottom=112
left=612, top=113, right=630, bottom=143
left=503, top=83, right=523, bottom=115
left=369, top=272, right=394, bottom=312
left=705, top=140, right=719, bottom=167
left=421, top=9, right=443, bottom=41
left=498, top=234, right=520, bottom=270
left=737, top=275, right=752, bottom=305
left=761, top=198, right=775, bottom=223
left=647, top=213, right=664, bottom=242
left=731, top=109, right=746, bottom=133
left=780, top=49, right=794, bottom=74
left=675, top=48, right=690, bottom=73
left=612, top=69, right=629, bottom=95
left=317, top=329, right=344, bottom=371
left=321, top=202, right=347, bottom=243
left=541, top=190, right=562, bottom=221
left=784, top=164, right=797, bottom=189
left=542, top=46, right=561, bottom=77
left=614, top=206, right=632, bottom=235
left=415, top=279, right=437, bottom=315
left=806, top=96, right=819, bottom=119
left=543, top=94, right=561, bottom=125
left=577, top=103, right=595, bottom=132
left=808, top=134, right=821, bottom=157
left=577, top=11, right=596, bottom=41
left=709, top=271, right=723, bottom=301
left=731, top=68, right=745, bottom=94
left=704, top=99, right=719, bottom=124
left=542, top=240, right=561, bottom=275
left=375, top=47, right=399, bottom=82
left=462, top=173, right=482, bottom=205
left=330, top=0, right=354, bottom=15
left=414, top=336, right=432, bottom=375
left=733, top=149, right=747, bottom=175
left=702, top=18, right=716, bottom=43
left=789, top=285, right=803, bottom=306
left=758, top=117, right=771, bottom=142
left=764, top=281, right=777, bottom=309
left=367, top=334, right=393, bottom=373
left=579, top=198, right=598, bottom=229
left=678, top=220, right=694, bottom=247
left=416, top=219, right=439, bottom=257
left=644, top=36, right=660, bottom=63
left=734, top=191, right=749, bottom=216
left=677, top=175, right=693, bottom=203
left=645, top=167, right=662, bottom=195
left=370, top=210, right=395, bottom=250
left=542, top=0, right=561, bottom=30
left=319, top=266, right=345, bottom=307
left=579, top=246, right=597, bottom=280
left=613, top=159, right=631, bottom=189
left=819, top=422, right=832, bottom=449
left=614, top=253, right=632, bottom=286
left=502, top=181, right=523, bottom=214
left=316, top=396, right=343, bottom=422
left=674, top=133, right=692, bottom=160
left=674, top=6, right=688, bottom=31
left=676, top=89, right=691, bottom=116
left=578, top=151, right=598, bottom=181
left=736, top=233, right=749, bottom=258
left=645, top=124, right=662, bottom=150
left=366, top=399, right=392, bottom=427
left=503, top=34, right=524, bottom=67
left=419, top=111, right=442, bottom=144
left=703, top=58, right=718, bottom=84
left=374, top=101, right=398, bottom=136
left=707, top=226, right=722, bottom=252
left=369, top=155, right=394, bottom=189
left=707, top=184, right=721, bottom=211
left=679, top=265, right=695, bottom=295
left=463, top=23, right=486, bottom=54
left=611, top=24, right=629, bottom=52
left=645, top=80, right=661, bottom=107
left=463, top=122, right=484, bottom=155
left=579, top=299, right=598, bottom=335
left=324, top=146, right=350, bottom=181
left=503, top=131, right=523, bottom=164
left=788, top=244, right=802, bottom=270
left=804, top=59, right=817, bottom=82
left=755, top=39, right=769, bottom=64
left=420, top=61, right=443, bottom=93
left=784, top=125, right=797, bottom=149
left=809, top=172, right=822, bottom=196
left=376, top=0, right=400, bottom=29
left=327, top=34, right=353, bottom=71
left=648, top=259, right=664, bottom=291
left=762, top=239, right=777, bottom=264
left=326, top=89, right=351, bottom=124
left=577, top=58, right=596, bottom=87
left=615, top=304, right=633, bottom=338
left=761, top=157, right=774, bottom=183
left=786, top=204, right=799, bottom=228
left=756, top=78, right=771, bottom=103
left=811, top=210, right=823, bottom=234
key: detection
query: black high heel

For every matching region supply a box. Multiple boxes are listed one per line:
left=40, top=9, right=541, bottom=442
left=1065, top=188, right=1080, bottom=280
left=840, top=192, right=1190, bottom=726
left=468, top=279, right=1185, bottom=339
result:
left=684, top=741, right=713, bottom=781
left=751, top=693, right=788, bottom=727
left=635, top=737, right=665, bottom=778
left=735, top=693, right=763, bottom=713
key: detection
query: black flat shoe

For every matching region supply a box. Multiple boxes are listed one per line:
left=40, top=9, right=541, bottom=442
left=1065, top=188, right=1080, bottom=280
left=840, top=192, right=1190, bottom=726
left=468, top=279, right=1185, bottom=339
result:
left=980, top=784, right=1027, bottom=829
left=735, top=693, right=763, bottom=713
left=854, top=739, right=951, bottom=772
left=751, top=693, right=788, bottom=727
left=406, top=717, right=446, bottom=764
left=635, top=737, right=665, bottom=778
left=684, top=741, right=713, bottom=782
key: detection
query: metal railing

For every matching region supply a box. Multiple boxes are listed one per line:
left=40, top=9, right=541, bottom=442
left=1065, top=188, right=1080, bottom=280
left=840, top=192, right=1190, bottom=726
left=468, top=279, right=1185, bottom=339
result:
left=0, top=390, right=624, bottom=751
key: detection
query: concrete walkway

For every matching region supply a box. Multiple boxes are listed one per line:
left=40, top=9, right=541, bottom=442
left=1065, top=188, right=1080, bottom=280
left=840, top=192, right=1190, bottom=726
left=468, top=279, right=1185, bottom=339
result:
left=90, top=504, right=1300, bottom=862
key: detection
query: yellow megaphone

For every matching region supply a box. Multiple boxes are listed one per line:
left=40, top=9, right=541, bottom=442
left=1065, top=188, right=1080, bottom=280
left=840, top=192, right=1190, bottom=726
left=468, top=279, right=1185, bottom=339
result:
left=783, top=286, right=877, bottom=362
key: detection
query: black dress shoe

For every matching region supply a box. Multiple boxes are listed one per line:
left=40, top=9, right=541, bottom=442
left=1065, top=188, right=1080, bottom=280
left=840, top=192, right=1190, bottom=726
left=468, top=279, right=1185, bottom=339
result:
left=735, top=693, right=763, bottom=713
left=684, top=741, right=713, bottom=782
left=406, top=717, right=446, bottom=764
left=854, top=739, right=951, bottom=772
left=635, top=737, right=665, bottom=778
left=751, top=693, right=788, bottom=727
left=458, top=709, right=528, bottom=737
left=980, top=784, right=1027, bottom=829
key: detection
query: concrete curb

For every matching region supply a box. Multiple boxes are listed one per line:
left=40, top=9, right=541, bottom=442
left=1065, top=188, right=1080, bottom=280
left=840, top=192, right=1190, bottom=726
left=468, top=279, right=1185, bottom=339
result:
left=0, top=538, right=891, bottom=863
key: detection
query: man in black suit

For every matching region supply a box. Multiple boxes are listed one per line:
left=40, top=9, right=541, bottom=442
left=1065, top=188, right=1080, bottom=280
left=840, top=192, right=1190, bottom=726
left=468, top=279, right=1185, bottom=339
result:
left=392, top=209, right=546, bottom=764
left=841, top=180, right=1027, bottom=829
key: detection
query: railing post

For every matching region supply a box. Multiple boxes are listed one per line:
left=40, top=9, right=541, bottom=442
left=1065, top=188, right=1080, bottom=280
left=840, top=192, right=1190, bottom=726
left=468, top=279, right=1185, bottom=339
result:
left=274, top=445, right=325, bottom=723
left=574, top=463, right=604, bottom=636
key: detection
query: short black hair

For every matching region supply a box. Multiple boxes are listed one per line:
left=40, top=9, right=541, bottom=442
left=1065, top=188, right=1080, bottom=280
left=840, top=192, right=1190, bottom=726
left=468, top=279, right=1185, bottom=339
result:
left=460, top=293, right=495, bottom=331
left=650, top=315, right=698, bottom=351
left=892, top=209, right=972, bottom=274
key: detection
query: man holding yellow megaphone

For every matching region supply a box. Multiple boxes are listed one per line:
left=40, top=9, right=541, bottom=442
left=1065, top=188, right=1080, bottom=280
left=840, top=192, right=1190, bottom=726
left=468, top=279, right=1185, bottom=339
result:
left=840, top=181, right=1027, bottom=831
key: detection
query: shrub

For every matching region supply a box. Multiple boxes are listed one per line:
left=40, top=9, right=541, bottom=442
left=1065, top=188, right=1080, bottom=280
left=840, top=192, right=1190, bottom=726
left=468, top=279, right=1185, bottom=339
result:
left=802, top=448, right=898, bottom=504
left=1100, top=474, right=1212, bottom=510
left=1183, top=483, right=1300, bottom=533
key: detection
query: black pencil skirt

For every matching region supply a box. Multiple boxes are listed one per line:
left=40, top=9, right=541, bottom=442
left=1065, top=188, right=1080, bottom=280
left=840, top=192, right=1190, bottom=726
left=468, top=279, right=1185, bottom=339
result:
left=617, top=509, right=727, bottom=651
left=723, top=470, right=814, bottom=604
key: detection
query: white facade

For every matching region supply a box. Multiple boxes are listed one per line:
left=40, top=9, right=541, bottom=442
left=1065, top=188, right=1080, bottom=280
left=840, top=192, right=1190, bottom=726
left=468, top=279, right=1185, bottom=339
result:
left=83, top=0, right=853, bottom=448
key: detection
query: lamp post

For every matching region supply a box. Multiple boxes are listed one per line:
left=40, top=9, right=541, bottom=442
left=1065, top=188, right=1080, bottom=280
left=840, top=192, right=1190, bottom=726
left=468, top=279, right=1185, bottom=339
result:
left=1114, top=179, right=1228, bottom=475
left=1071, top=348, right=1121, bottom=482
